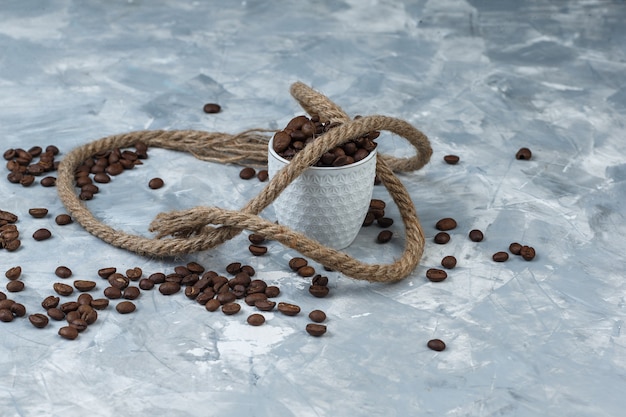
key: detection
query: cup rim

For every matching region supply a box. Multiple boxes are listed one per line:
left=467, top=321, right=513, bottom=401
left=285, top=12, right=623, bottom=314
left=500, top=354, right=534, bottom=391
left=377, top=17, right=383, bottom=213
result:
left=268, top=137, right=377, bottom=170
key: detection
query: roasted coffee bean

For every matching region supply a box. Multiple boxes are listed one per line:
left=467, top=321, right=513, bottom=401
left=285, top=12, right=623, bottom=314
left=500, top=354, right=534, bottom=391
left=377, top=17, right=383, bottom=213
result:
left=165, top=273, right=183, bottom=284
left=272, top=131, right=292, bottom=153
left=426, top=268, right=448, bottom=282
left=468, top=229, right=484, bottom=242
left=65, top=311, right=81, bottom=323
left=312, top=275, right=329, bottom=286
left=443, top=155, right=460, bottom=165
left=509, top=242, right=522, bottom=255
left=515, top=147, right=532, bottom=160
left=247, top=279, right=267, bottom=294
left=434, top=232, right=450, bottom=244
left=116, top=301, right=136, bottom=314
left=245, top=292, right=268, bottom=306
left=240, top=265, right=255, bottom=276
left=217, top=292, right=236, bottom=305
left=93, top=172, right=110, bottom=183
left=40, top=176, right=56, bottom=187
left=3, top=149, right=16, bottom=160
left=77, top=293, right=93, bottom=306
left=79, top=190, right=94, bottom=201
left=520, top=245, right=536, bottom=261
left=427, top=339, right=446, bottom=351
left=229, top=272, right=252, bottom=288
left=247, top=313, right=265, bottom=326
left=90, top=298, right=109, bottom=310
left=205, top=299, right=221, bottom=312
left=0, top=291, right=5, bottom=301
left=492, top=251, right=509, bottom=262
left=6, top=280, right=24, bottom=292
left=103, top=286, right=122, bottom=299
left=105, top=162, right=124, bottom=176
left=248, top=234, right=266, bottom=245
left=42, top=295, right=60, bottom=310
left=69, top=318, right=88, bottom=332
left=123, top=286, right=140, bottom=300
left=377, top=217, right=394, bottom=228
left=33, top=228, right=52, bottom=241
left=264, top=286, right=280, bottom=298
left=80, top=308, right=98, bottom=325
left=29, top=313, right=49, bottom=328
left=370, top=199, right=386, bottom=210
left=126, top=267, right=142, bottom=281
left=59, top=301, right=79, bottom=314
left=377, top=230, right=393, bottom=243
left=297, top=266, right=316, bottom=278
left=55, top=266, right=72, bottom=278
left=306, top=323, right=327, bottom=337
left=0, top=309, right=14, bottom=322
left=441, top=256, right=457, bottom=269
left=28, top=208, right=48, bottom=218
left=185, top=286, right=201, bottom=299
left=148, top=177, right=164, bottom=189
left=248, top=244, right=267, bottom=256
left=257, top=170, right=268, bottom=182
left=186, top=262, right=205, bottom=274
left=309, top=310, right=327, bottom=323
left=436, top=217, right=457, bottom=231
left=0, top=210, right=18, bottom=223
left=0, top=299, right=13, bottom=310
left=10, top=302, right=26, bottom=317
left=203, top=103, right=221, bottom=114
left=159, top=281, right=181, bottom=295
left=148, top=272, right=166, bottom=284
left=4, top=239, right=21, bottom=251
left=55, top=214, right=73, bottom=225
left=58, top=326, right=79, bottom=340
left=254, top=299, right=276, bottom=311
left=108, top=273, right=129, bottom=289
left=226, top=262, right=242, bottom=275
left=97, top=267, right=116, bottom=278
left=362, top=212, right=375, bottom=227
left=20, top=175, right=35, bottom=186
left=137, top=278, right=153, bottom=291
left=309, top=285, right=330, bottom=298
left=5, top=266, right=21, bottom=280
left=278, top=302, right=301, bottom=316
left=82, top=184, right=99, bottom=194
left=239, top=167, right=256, bottom=180
left=27, top=146, right=43, bottom=157
left=47, top=308, right=65, bottom=321
left=221, top=302, right=241, bottom=315
left=289, top=257, right=308, bottom=271
left=212, top=275, right=229, bottom=290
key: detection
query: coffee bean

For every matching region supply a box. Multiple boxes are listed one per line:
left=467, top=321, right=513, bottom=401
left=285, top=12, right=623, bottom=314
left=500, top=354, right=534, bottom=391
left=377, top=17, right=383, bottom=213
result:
left=257, top=170, right=268, bottom=182
left=377, top=217, right=394, bottom=228
left=103, top=286, right=122, bottom=299
left=3, top=148, right=16, bottom=160
left=123, top=286, right=140, bottom=300
left=81, top=307, right=98, bottom=325
left=116, top=301, right=136, bottom=314
left=241, top=265, right=255, bottom=277
left=248, top=234, right=265, bottom=245
left=204, top=299, right=221, bottom=312
left=264, top=286, right=280, bottom=298
left=443, top=155, right=460, bottom=165
left=97, top=267, right=116, bottom=279
left=0, top=308, right=13, bottom=322
left=297, top=266, right=316, bottom=278
left=42, top=295, right=60, bottom=310
left=148, top=272, right=166, bottom=284
left=426, top=268, right=448, bottom=282
left=4, top=239, right=21, bottom=252
left=427, top=339, right=446, bottom=351
left=107, top=273, right=129, bottom=289
left=5, top=266, right=21, bottom=280
left=20, top=175, right=35, bottom=186
left=225, top=262, right=242, bottom=275
left=148, top=177, right=164, bottom=189
left=509, top=242, right=522, bottom=255
left=138, top=278, right=154, bottom=290
left=0, top=299, right=13, bottom=310
left=29, top=313, right=49, bottom=328
left=58, top=326, right=79, bottom=340
left=221, top=302, right=241, bottom=315
left=369, top=199, right=386, bottom=210
left=77, top=293, right=93, bottom=306
left=434, top=232, right=450, bottom=244
left=515, top=147, right=532, bottom=160
left=40, top=176, right=56, bottom=187
left=55, top=266, right=72, bottom=278
left=288, top=257, right=308, bottom=271
left=277, top=302, right=301, bottom=316
left=159, top=281, right=180, bottom=295
left=69, top=318, right=88, bottom=332
left=28, top=208, right=48, bottom=218
left=245, top=292, right=268, bottom=306
left=53, top=214, right=72, bottom=226
left=126, top=267, right=142, bottom=281
left=0, top=210, right=18, bottom=223
left=59, top=301, right=79, bottom=314
left=33, top=228, right=52, bottom=241
left=312, top=275, right=328, bottom=286
left=229, top=272, right=252, bottom=288
left=10, top=302, right=26, bottom=317
left=90, top=298, right=110, bottom=310
left=435, top=218, right=457, bottom=231
left=305, top=323, right=327, bottom=337
left=377, top=230, right=393, bottom=243
left=6, top=280, right=24, bottom=292
left=186, top=262, right=205, bottom=274
left=248, top=244, right=267, bottom=256
left=309, top=285, right=330, bottom=298
left=254, top=299, right=276, bottom=311
left=308, top=310, right=326, bottom=323
left=239, top=167, right=256, bottom=180
left=520, top=245, right=536, bottom=261
left=47, top=308, right=65, bottom=321
left=0, top=291, right=5, bottom=301
left=272, top=131, right=292, bottom=153
left=105, top=162, right=124, bottom=176
left=203, top=103, right=221, bottom=114
left=362, top=212, right=375, bottom=227
left=65, top=311, right=81, bottom=323
left=93, top=172, right=110, bottom=183
left=468, top=229, right=484, bottom=242
left=441, top=256, right=457, bottom=269
left=247, top=313, right=265, bottom=326
left=217, top=291, right=236, bottom=305
left=492, top=251, right=509, bottom=262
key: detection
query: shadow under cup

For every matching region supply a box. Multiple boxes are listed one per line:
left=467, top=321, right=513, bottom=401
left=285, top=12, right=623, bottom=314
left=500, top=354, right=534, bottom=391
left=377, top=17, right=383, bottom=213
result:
left=267, top=138, right=377, bottom=250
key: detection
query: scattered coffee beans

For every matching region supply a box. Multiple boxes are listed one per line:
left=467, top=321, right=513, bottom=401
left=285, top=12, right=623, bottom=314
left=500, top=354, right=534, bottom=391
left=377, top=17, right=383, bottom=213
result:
left=305, top=323, right=327, bottom=337
left=520, top=245, right=536, bottom=261
left=247, top=313, right=265, bottom=326
left=441, top=256, right=457, bottom=269
left=426, top=268, right=448, bottom=282
left=28, top=208, right=48, bottom=218
left=203, top=103, right=221, bottom=114
left=427, top=339, right=446, bottom=351
left=492, top=251, right=509, bottom=262
left=5, top=266, right=21, bottom=280
left=289, top=257, right=308, bottom=271
left=377, top=230, right=393, bottom=243
left=434, top=232, right=450, bottom=244
left=435, top=218, right=457, bottom=231
left=55, top=266, right=72, bottom=278
left=33, top=228, right=52, bottom=241
left=116, top=301, right=136, bottom=314
left=443, top=155, right=460, bottom=165
left=148, top=177, right=164, bottom=189
left=308, top=310, right=326, bottom=323
left=515, top=147, right=532, bottom=160
left=468, top=229, right=484, bottom=242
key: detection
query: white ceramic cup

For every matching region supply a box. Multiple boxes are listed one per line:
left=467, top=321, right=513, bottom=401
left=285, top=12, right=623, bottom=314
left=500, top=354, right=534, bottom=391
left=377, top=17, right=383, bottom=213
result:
left=267, top=137, right=377, bottom=250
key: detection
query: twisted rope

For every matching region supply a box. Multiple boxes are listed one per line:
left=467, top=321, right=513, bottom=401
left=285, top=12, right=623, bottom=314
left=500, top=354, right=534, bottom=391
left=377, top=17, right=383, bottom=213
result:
left=57, top=82, right=432, bottom=282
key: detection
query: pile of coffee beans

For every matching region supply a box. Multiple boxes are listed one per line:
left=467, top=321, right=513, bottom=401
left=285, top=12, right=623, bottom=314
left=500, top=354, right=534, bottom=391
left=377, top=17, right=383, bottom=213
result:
left=0, top=210, right=20, bottom=251
left=361, top=199, right=395, bottom=244
left=273, top=115, right=379, bottom=167
left=3, top=145, right=60, bottom=187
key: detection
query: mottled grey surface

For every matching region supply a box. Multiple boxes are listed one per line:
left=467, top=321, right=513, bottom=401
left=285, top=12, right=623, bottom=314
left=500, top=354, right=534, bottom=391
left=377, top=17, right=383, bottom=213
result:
left=1, top=1, right=625, bottom=416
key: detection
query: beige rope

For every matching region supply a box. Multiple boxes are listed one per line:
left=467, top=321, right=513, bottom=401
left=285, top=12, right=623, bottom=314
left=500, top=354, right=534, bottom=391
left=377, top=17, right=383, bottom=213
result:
left=57, top=82, right=432, bottom=282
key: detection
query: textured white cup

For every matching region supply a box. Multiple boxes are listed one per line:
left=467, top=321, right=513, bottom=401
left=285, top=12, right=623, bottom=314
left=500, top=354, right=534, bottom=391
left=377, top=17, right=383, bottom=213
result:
left=267, top=138, right=377, bottom=250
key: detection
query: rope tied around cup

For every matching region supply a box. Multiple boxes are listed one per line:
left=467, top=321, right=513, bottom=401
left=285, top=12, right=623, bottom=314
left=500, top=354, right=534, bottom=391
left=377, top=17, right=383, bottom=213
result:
left=56, top=82, right=432, bottom=282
